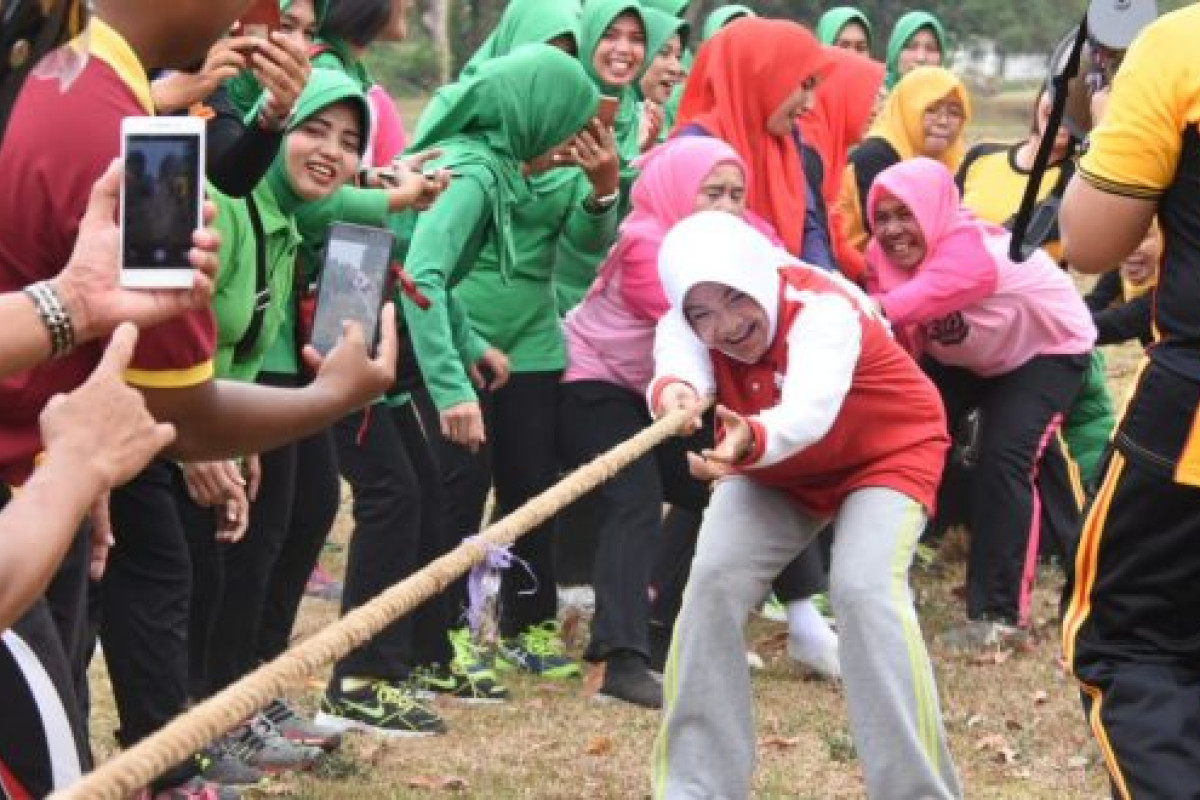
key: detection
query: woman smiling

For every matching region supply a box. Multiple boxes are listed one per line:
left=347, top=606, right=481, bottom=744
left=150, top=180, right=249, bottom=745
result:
left=866, top=157, right=1095, bottom=654
left=836, top=65, right=970, bottom=271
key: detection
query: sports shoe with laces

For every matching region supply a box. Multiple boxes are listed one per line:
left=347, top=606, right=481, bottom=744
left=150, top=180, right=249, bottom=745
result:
left=314, top=678, right=446, bottom=737
left=410, top=662, right=510, bottom=704
left=194, top=737, right=264, bottom=787
left=448, top=626, right=490, bottom=669
left=496, top=621, right=581, bottom=679
left=938, top=619, right=1032, bottom=654
left=594, top=651, right=662, bottom=709
left=226, top=713, right=323, bottom=773
left=262, top=698, right=342, bottom=751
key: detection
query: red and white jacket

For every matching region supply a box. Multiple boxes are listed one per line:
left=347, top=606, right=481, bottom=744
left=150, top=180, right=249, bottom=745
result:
left=651, top=265, right=949, bottom=517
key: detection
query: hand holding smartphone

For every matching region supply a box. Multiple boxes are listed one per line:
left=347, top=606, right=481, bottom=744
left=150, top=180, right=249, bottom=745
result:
left=309, top=224, right=395, bottom=357
left=119, top=116, right=205, bottom=289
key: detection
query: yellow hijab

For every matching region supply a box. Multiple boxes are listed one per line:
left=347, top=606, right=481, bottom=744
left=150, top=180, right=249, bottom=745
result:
left=870, top=66, right=970, bottom=168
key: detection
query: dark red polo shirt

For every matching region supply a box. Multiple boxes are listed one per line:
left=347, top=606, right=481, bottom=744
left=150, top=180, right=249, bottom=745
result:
left=0, top=20, right=215, bottom=485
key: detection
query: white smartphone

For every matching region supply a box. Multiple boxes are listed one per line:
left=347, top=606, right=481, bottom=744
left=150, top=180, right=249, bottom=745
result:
left=119, top=116, right=206, bottom=289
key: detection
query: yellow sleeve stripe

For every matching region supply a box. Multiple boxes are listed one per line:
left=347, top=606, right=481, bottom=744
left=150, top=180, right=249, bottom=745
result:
left=85, top=19, right=155, bottom=115
left=124, top=360, right=215, bottom=389
left=1078, top=166, right=1164, bottom=202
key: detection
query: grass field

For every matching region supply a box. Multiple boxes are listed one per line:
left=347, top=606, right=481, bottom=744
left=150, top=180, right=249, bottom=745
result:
left=82, top=92, right=1145, bottom=798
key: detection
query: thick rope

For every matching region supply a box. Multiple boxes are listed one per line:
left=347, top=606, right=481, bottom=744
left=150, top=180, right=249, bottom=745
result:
left=52, top=407, right=695, bottom=799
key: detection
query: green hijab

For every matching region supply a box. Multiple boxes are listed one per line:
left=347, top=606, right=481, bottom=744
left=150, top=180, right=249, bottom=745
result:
left=263, top=67, right=370, bottom=218
left=311, top=32, right=372, bottom=92
left=637, top=7, right=688, bottom=148
left=885, top=10, right=948, bottom=89
left=641, top=0, right=690, bottom=15
left=408, top=45, right=598, bottom=279
left=816, top=6, right=872, bottom=48
left=580, top=0, right=647, bottom=167
left=459, top=0, right=580, bottom=80
left=701, top=5, right=755, bottom=42
left=226, top=0, right=332, bottom=118
left=640, top=8, right=689, bottom=89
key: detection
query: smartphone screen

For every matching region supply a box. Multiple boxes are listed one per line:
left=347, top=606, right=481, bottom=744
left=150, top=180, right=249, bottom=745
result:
left=310, top=223, right=395, bottom=357
left=121, top=132, right=202, bottom=274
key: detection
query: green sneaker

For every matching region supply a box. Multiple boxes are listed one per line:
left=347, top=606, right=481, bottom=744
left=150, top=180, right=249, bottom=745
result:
left=448, top=626, right=489, bottom=670
left=411, top=663, right=510, bottom=704
left=496, top=621, right=580, bottom=679
left=810, top=592, right=836, bottom=628
left=314, top=679, right=445, bottom=738
left=758, top=593, right=787, bottom=623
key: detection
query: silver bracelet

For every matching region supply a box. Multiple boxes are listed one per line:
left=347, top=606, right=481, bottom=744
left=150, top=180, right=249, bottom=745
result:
left=24, top=280, right=76, bottom=358
left=584, top=189, right=620, bottom=214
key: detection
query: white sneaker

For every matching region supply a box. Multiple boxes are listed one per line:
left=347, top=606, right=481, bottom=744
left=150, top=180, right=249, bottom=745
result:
left=787, top=633, right=841, bottom=681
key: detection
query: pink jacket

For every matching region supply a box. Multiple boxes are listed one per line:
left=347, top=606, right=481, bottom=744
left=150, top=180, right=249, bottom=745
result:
left=866, top=158, right=1095, bottom=376
left=564, top=137, right=778, bottom=393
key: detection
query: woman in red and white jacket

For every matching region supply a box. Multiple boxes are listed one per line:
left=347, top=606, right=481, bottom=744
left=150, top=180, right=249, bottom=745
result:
left=649, top=210, right=960, bottom=800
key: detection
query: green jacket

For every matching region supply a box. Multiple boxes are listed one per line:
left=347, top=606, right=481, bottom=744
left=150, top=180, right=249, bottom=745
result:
left=252, top=68, right=381, bottom=375
left=446, top=3, right=618, bottom=376
left=1062, top=349, right=1116, bottom=490
left=261, top=186, right=391, bottom=375
left=402, top=45, right=597, bottom=411
left=454, top=171, right=616, bottom=374
left=208, top=181, right=300, bottom=382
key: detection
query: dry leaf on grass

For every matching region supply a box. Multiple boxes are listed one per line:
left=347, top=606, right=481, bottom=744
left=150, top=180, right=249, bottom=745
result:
left=584, top=662, right=606, bottom=697
left=355, top=740, right=395, bottom=768
left=405, top=774, right=469, bottom=792
left=974, top=734, right=1019, bottom=764
left=586, top=736, right=613, bottom=756
left=971, top=649, right=1011, bottom=666
left=760, top=736, right=801, bottom=751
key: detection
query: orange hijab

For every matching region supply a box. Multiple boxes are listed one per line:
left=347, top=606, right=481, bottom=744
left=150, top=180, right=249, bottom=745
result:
left=673, top=18, right=833, bottom=256
left=799, top=47, right=885, bottom=205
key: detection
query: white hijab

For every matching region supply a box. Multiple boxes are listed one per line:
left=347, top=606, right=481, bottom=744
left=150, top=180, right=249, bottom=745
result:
left=658, top=210, right=796, bottom=354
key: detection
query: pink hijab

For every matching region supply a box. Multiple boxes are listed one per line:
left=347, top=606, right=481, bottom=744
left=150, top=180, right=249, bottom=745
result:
left=591, top=136, right=780, bottom=303
left=864, top=156, right=1000, bottom=296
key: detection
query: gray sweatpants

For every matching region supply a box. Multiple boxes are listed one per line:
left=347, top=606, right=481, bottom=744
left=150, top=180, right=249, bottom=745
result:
left=652, top=478, right=961, bottom=799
